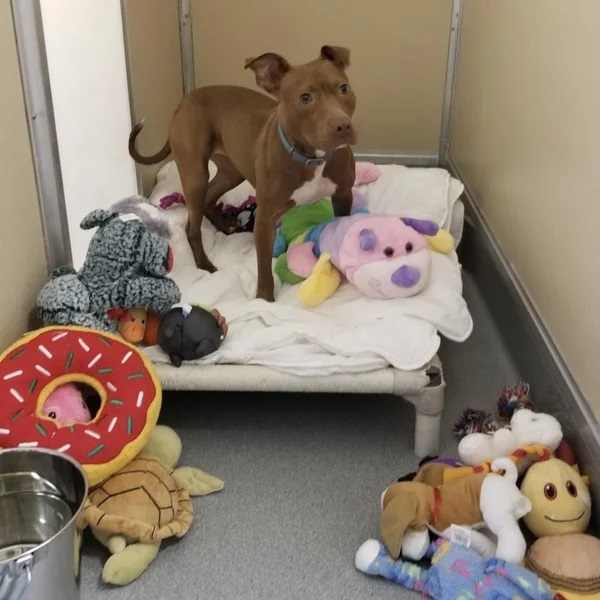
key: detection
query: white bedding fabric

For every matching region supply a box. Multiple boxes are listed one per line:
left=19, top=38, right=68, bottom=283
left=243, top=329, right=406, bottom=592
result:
left=143, top=161, right=473, bottom=376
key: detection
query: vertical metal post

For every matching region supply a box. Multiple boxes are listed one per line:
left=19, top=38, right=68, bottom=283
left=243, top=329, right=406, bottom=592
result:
left=178, top=0, right=195, bottom=94
left=120, top=0, right=143, bottom=194
left=11, top=0, right=72, bottom=271
left=439, top=0, right=463, bottom=166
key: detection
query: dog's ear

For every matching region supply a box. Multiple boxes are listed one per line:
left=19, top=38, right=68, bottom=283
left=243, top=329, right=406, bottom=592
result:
left=244, top=53, right=292, bottom=95
left=379, top=490, right=420, bottom=559
left=320, top=45, right=350, bottom=70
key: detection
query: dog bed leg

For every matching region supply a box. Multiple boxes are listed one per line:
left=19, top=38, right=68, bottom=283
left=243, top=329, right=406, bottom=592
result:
left=402, top=363, right=445, bottom=458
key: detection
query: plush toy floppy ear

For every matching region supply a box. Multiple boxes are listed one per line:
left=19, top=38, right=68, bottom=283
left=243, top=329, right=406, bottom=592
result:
left=80, top=209, right=118, bottom=230
left=400, top=217, right=439, bottom=236
left=380, top=493, right=420, bottom=559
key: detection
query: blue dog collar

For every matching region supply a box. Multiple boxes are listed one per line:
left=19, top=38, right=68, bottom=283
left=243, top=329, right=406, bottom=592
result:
left=278, top=124, right=332, bottom=167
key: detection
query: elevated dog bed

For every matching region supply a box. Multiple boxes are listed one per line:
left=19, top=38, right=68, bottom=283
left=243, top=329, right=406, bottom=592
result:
left=144, top=161, right=472, bottom=457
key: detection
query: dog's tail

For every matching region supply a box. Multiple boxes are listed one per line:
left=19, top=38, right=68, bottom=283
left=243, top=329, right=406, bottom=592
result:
left=128, top=119, right=171, bottom=165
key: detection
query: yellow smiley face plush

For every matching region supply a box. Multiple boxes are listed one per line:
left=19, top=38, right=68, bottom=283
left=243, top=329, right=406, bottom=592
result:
left=520, top=458, right=591, bottom=538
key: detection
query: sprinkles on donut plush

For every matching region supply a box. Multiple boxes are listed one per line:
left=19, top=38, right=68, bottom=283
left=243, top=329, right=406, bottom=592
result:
left=0, top=326, right=162, bottom=486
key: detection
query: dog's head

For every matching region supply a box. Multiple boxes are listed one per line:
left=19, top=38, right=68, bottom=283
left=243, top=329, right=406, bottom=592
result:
left=245, top=45, right=357, bottom=153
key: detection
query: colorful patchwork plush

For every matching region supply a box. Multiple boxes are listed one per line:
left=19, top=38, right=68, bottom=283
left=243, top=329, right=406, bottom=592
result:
left=37, top=197, right=181, bottom=331
left=355, top=538, right=554, bottom=600
left=272, top=191, right=454, bottom=307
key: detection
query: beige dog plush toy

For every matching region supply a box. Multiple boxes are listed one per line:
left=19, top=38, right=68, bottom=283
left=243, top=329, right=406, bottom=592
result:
left=380, top=458, right=531, bottom=564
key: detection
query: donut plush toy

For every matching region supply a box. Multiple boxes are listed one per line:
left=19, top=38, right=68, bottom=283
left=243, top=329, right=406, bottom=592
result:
left=0, top=326, right=161, bottom=486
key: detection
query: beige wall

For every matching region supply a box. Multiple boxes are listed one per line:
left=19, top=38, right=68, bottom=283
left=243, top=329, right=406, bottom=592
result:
left=0, top=3, right=48, bottom=345
left=450, top=1, right=600, bottom=411
left=191, top=0, right=452, bottom=153
left=124, top=0, right=183, bottom=194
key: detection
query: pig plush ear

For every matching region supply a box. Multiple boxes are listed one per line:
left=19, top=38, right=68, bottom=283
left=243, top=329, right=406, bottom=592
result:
left=244, top=53, right=292, bottom=95
left=359, top=229, right=377, bottom=251
left=400, top=218, right=439, bottom=237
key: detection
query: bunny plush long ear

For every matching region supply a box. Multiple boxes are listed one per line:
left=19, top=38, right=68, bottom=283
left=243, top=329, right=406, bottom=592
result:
left=80, top=209, right=118, bottom=230
left=380, top=489, right=421, bottom=559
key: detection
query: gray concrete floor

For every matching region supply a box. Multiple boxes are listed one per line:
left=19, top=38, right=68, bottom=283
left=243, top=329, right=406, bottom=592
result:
left=81, top=273, right=520, bottom=599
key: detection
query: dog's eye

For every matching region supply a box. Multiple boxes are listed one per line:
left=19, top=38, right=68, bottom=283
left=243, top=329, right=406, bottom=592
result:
left=299, top=93, right=313, bottom=104
left=405, top=242, right=414, bottom=253
left=383, top=247, right=394, bottom=257
left=340, top=84, right=349, bottom=95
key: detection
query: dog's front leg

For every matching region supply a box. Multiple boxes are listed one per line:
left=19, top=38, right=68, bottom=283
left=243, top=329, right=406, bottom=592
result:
left=332, top=188, right=353, bottom=218
left=254, top=202, right=279, bottom=302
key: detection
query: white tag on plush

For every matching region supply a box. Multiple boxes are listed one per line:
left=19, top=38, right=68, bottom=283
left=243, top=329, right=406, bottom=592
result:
left=172, top=302, right=193, bottom=317
left=450, top=524, right=472, bottom=548
left=119, top=213, right=141, bottom=222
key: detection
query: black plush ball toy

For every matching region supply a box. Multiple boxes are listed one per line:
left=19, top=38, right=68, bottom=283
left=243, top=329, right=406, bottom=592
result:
left=157, top=303, right=224, bottom=367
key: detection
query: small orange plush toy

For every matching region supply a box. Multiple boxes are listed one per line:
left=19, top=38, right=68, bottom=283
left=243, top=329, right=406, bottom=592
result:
left=108, top=308, right=146, bottom=343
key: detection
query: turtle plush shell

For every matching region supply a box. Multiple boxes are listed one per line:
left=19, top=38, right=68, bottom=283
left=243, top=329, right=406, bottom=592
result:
left=80, top=455, right=193, bottom=542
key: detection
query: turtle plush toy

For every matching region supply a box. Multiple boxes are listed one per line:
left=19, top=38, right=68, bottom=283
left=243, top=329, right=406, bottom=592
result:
left=78, top=424, right=224, bottom=586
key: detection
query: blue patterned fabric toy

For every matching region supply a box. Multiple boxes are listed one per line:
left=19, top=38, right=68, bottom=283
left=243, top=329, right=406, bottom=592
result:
left=355, top=538, right=555, bottom=600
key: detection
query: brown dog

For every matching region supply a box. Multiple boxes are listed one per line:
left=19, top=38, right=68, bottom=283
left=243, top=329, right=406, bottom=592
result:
left=128, top=46, right=357, bottom=301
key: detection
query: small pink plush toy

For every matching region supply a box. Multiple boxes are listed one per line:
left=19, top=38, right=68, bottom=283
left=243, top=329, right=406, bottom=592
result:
left=41, top=383, right=92, bottom=425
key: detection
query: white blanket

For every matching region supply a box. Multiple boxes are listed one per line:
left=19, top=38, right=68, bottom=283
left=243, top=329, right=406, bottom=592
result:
left=143, top=161, right=473, bottom=376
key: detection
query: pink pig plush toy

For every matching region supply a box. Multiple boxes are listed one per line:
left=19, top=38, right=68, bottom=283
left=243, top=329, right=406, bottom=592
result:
left=273, top=193, right=455, bottom=307
left=41, top=383, right=92, bottom=425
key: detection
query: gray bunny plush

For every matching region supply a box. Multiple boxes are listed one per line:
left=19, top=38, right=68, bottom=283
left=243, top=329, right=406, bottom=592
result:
left=37, top=196, right=181, bottom=332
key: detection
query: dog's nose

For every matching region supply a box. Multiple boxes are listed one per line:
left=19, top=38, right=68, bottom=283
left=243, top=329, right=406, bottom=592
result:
left=391, top=265, right=420, bottom=288
left=332, top=119, right=353, bottom=135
